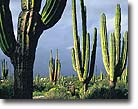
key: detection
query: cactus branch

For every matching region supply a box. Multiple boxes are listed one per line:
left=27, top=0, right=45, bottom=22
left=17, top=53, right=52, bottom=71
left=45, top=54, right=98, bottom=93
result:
left=41, top=0, right=67, bottom=29
left=100, top=13, right=110, bottom=75
left=0, top=0, right=16, bottom=56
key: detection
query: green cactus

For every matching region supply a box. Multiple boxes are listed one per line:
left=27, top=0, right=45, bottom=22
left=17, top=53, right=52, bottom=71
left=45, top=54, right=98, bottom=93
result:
left=100, top=72, right=103, bottom=81
left=72, top=0, right=97, bottom=92
left=100, top=4, right=128, bottom=89
left=0, top=0, right=67, bottom=98
left=92, top=74, right=96, bottom=83
left=49, top=49, right=61, bottom=85
left=121, top=67, right=128, bottom=83
left=34, top=74, right=41, bottom=85
left=1, top=59, right=8, bottom=80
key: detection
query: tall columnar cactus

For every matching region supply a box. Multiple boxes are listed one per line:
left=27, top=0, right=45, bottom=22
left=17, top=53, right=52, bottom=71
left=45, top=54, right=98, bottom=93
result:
left=100, top=4, right=128, bottom=89
left=100, top=72, right=103, bottom=81
left=0, top=0, right=67, bottom=98
left=121, top=67, right=128, bottom=84
left=1, top=59, right=8, bottom=80
left=49, top=49, right=61, bottom=85
left=72, top=0, right=97, bottom=92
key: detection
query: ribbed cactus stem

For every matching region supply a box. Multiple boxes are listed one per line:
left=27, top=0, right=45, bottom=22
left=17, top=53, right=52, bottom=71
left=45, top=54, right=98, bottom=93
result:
left=41, top=0, right=67, bottom=29
left=88, top=28, right=97, bottom=81
left=83, top=33, right=90, bottom=80
left=109, top=33, right=116, bottom=82
left=0, top=0, right=16, bottom=57
left=49, top=50, right=54, bottom=82
left=114, top=4, right=121, bottom=64
left=100, top=72, right=103, bottom=80
left=80, top=0, right=87, bottom=68
left=119, top=31, right=128, bottom=73
left=100, top=13, right=110, bottom=75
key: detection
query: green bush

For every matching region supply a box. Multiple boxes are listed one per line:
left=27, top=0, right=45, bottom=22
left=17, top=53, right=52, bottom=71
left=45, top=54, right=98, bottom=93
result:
left=0, top=80, right=13, bottom=99
left=44, top=86, right=72, bottom=99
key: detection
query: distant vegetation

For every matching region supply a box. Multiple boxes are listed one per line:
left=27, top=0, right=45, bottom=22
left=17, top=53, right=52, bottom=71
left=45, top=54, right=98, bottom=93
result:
left=0, top=70, right=128, bottom=99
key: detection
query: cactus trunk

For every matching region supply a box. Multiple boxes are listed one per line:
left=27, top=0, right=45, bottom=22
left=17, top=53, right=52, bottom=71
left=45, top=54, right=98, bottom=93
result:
left=13, top=55, right=34, bottom=99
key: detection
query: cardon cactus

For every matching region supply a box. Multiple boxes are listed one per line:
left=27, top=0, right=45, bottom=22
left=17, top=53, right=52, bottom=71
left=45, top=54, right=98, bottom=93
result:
left=72, top=0, right=97, bottom=92
left=100, top=4, right=128, bottom=89
left=121, top=67, right=128, bottom=84
left=49, top=49, right=61, bottom=85
left=0, top=0, right=67, bottom=98
left=1, top=59, right=8, bottom=80
left=100, top=72, right=103, bottom=81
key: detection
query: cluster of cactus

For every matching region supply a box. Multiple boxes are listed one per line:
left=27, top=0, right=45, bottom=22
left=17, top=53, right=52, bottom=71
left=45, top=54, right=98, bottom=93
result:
left=0, top=0, right=67, bottom=98
left=49, top=49, right=61, bottom=85
left=100, top=4, right=128, bottom=89
left=1, top=59, right=8, bottom=80
left=72, top=0, right=97, bottom=92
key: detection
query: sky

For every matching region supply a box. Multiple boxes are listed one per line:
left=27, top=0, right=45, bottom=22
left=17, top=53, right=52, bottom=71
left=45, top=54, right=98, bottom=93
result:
left=0, top=0, right=128, bottom=77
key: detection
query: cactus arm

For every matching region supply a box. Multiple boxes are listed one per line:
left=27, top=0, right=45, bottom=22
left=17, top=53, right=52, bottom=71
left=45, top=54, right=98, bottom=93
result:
left=72, top=0, right=83, bottom=81
left=0, top=0, right=16, bottom=57
left=88, top=28, right=97, bottom=81
left=83, top=33, right=90, bottom=80
left=57, top=60, right=61, bottom=79
left=54, top=49, right=59, bottom=81
left=71, top=48, right=77, bottom=71
left=1, top=60, right=4, bottom=79
left=54, top=59, right=58, bottom=82
left=114, top=4, right=121, bottom=64
left=109, top=33, right=116, bottom=82
left=41, top=0, right=67, bottom=30
left=80, top=0, right=87, bottom=68
left=100, top=72, right=103, bottom=80
left=100, top=13, right=110, bottom=75
left=49, top=50, right=53, bottom=81
left=119, top=31, right=128, bottom=74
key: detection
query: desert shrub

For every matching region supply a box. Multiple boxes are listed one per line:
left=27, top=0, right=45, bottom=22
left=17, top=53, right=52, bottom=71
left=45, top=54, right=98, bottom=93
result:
left=79, top=79, right=128, bottom=99
left=0, top=80, right=13, bottom=99
left=44, top=86, right=72, bottom=99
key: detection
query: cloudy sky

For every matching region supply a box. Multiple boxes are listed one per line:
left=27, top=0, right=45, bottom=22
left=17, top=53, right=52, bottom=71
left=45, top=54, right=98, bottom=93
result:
left=0, top=0, right=128, bottom=76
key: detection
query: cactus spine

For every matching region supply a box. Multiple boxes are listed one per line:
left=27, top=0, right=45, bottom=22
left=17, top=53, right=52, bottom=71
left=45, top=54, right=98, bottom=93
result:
left=100, top=4, right=128, bottom=88
left=49, top=49, right=61, bottom=85
left=1, top=59, right=8, bottom=80
left=72, top=0, right=97, bottom=92
left=0, top=0, right=67, bottom=98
